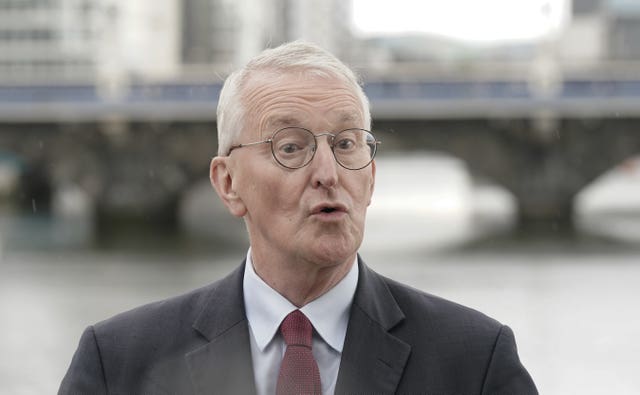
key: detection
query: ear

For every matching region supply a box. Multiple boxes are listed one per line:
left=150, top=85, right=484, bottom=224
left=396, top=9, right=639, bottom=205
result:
left=367, top=160, right=376, bottom=206
left=210, top=156, right=247, bottom=217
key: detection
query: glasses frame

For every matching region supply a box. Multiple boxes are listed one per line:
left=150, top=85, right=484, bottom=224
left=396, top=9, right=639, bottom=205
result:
left=227, top=127, right=381, bottom=170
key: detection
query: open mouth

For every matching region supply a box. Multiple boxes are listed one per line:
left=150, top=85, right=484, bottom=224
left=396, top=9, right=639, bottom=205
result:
left=311, top=203, right=347, bottom=216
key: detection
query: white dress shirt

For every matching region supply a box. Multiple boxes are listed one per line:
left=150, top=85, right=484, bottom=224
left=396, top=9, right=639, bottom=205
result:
left=243, top=249, right=359, bottom=395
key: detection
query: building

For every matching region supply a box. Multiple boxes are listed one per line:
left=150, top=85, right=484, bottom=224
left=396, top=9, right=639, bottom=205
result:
left=0, top=0, right=99, bottom=80
left=559, top=0, right=640, bottom=67
left=180, top=0, right=355, bottom=73
left=607, top=0, right=640, bottom=60
left=0, top=0, right=180, bottom=82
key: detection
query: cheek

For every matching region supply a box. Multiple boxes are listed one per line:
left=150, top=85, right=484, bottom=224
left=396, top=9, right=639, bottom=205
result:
left=256, top=173, right=304, bottom=215
left=355, top=175, right=375, bottom=204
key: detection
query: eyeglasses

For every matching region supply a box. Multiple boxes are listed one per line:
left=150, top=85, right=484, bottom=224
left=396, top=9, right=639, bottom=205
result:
left=227, top=127, right=380, bottom=170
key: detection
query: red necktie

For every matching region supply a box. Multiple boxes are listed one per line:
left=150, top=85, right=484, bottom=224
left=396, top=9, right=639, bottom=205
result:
left=276, top=310, right=322, bottom=395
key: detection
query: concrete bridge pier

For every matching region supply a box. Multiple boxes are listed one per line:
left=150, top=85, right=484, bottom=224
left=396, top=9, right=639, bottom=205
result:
left=375, top=118, right=640, bottom=234
left=510, top=180, right=577, bottom=234
left=16, top=161, right=54, bottom=214
left=4, top=117, right=640, bottom=240
left=93, top=192, right=182, bottom=244
left=90, top=121, right=217, bottom=239
left=509, top=118, right=640, bottom=233
left=2, top=121, right=219, bottom=241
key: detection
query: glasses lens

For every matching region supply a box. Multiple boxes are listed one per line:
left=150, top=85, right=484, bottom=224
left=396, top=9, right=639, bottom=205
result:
left=333, top=129, right=377, bottom=170
left=271, top=127, right=316, bottom=168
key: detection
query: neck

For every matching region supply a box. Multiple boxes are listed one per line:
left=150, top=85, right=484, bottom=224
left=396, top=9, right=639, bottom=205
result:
left=250, top=249, right=355, bottom=307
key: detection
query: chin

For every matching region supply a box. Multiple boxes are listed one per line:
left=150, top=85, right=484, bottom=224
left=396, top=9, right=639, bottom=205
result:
left=306, top=235, right=360, bottom=267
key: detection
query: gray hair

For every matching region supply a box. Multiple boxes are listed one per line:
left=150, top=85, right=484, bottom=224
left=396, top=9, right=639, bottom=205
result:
left=216, top=41, right=371, bottom=156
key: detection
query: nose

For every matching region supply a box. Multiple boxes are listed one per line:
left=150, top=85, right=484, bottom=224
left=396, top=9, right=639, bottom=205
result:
left=309, top=134, right=338, bottom=189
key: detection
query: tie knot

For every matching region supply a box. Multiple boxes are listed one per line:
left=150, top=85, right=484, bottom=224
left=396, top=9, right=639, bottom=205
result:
left=280, top=310, right=313, bottom=347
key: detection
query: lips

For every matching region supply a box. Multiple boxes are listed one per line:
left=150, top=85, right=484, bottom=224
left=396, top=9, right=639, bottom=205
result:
left=310, top=202, right=348, bottom=216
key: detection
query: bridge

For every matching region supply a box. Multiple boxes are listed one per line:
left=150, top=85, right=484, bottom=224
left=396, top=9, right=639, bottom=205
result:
left=1, top=70, right=640, bottom=233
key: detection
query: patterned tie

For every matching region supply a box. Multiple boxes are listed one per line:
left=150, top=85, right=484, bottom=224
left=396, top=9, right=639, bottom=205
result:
left=276, top=310, right=322, bottom=395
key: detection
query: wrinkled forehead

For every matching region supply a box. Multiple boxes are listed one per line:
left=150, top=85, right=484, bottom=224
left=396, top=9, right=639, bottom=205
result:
left=264, top=111, right=362, bottom=131
left=240, top=69, right=366, bottom=135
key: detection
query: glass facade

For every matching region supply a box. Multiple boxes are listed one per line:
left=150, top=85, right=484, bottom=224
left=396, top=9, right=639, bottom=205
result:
left=0, top=0, right=99, bottom=80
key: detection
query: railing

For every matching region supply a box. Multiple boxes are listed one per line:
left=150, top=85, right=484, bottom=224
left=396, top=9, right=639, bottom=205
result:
left=2, top=60, right=640, bottom=122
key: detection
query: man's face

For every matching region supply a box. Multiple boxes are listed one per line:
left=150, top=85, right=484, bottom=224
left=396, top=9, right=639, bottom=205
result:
left=222, top=71, right=375, bottom=269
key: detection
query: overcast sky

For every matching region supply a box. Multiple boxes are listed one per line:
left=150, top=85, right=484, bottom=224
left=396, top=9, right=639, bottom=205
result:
left=352, top=0, right=569, bottom=43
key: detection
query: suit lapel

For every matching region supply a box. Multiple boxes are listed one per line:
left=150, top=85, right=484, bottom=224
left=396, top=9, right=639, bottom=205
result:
left=185, top=263, right=257, bottom=395
left=335, top=259, right=411, bottom=394
left=183, top=259, right=411, bottom=394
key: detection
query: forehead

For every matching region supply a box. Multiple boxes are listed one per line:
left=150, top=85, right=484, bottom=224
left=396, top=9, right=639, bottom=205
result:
left=242, top=70, right=364, bottom=132
left=266, top=111, right=362, bottom=130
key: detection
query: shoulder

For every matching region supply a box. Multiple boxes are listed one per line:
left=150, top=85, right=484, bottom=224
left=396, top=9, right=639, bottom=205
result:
left=92, top=263, right=244, bottom=347
left=351, top=262, right=538, bottom=393
left=59, top=264, right=248, bottom=394
left=360, top=267, right=503, bottom=347
left=94, top=282, right=211, bottom=336
left=383, top=274, right=502, bottom=333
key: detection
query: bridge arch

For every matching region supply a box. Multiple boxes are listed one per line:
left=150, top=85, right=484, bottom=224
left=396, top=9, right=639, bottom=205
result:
left=576, top=155, right=640, bottom=243
left=178, top=178, right=247, bottom=248
left=1, top=117, right=639, bottom=239
left=373, top=118, right=640, bottom=232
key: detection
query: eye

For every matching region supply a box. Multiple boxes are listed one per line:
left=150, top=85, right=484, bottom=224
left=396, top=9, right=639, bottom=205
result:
left=335, top=137, right=356, bottom=151
left=275, top=135, right=310, bottom=156
left=279, top=142, right=303, bottom=154
left=274, top=128, right=314, bottom=154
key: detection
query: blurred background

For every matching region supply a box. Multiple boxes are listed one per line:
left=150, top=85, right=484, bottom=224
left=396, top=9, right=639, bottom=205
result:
left=1, top=0, right=639, bottom=393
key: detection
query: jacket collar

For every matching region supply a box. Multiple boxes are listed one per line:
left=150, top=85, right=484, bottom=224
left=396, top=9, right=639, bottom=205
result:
left=186, top=262, right=257, bottom=395
left=335, top=257, right=411, bottom=393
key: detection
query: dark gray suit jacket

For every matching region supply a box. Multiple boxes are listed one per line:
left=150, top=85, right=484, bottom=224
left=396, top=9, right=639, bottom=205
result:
left=59, top=258, right=538, bottom=394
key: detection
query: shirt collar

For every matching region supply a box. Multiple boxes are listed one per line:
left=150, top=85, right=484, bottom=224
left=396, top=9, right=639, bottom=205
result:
left=243, top=248, right=358, bottom=353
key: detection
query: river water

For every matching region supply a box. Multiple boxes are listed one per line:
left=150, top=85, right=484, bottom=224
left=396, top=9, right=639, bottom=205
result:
left=1, top=153, right=639, bottom=394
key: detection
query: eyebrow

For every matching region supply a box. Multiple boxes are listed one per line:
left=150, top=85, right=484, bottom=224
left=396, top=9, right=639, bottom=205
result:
left=266, top=116, right=302, bottom=130
left=337, top=112, right=361, bottom=124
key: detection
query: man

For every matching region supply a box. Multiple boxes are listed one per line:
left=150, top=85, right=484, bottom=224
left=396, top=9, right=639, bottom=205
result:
left=59, top=41, right=537, bottom=394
